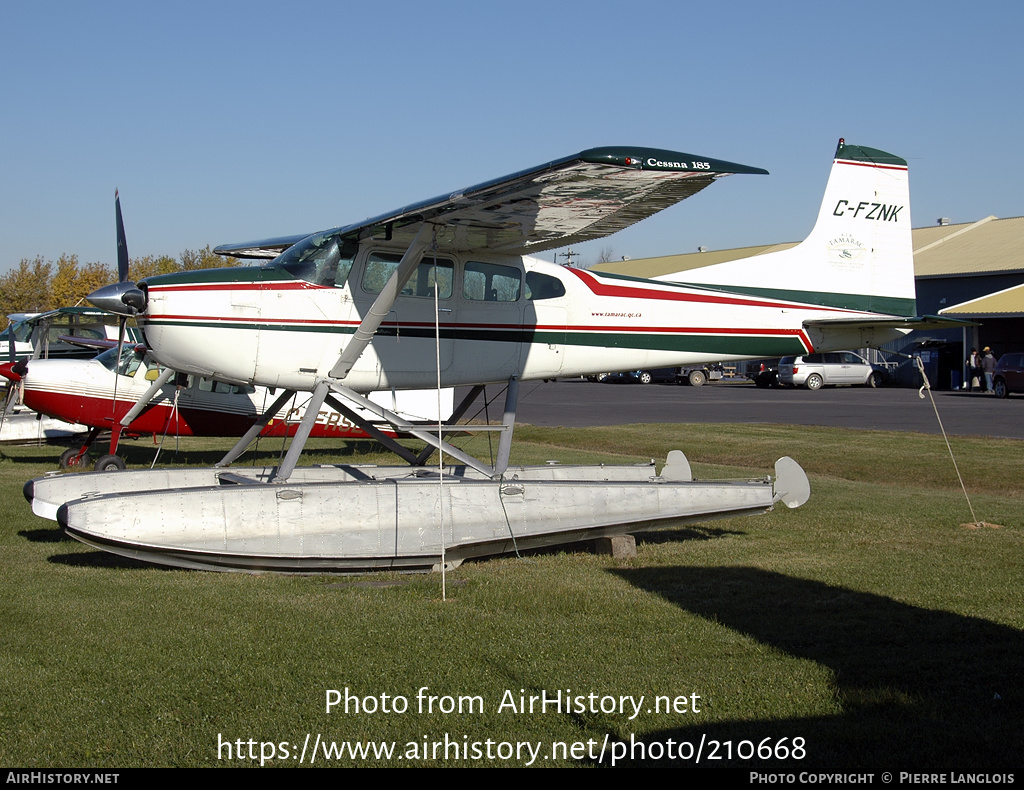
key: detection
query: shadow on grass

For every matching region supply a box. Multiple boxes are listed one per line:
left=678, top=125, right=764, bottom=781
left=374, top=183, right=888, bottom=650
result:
left=459, top=526, right=742, bottom=568
left=609, top=566, right=1022, bottom=770
left=48, top=549, right=189, bottom=571
left=3, top=438, right=394, bottom=469
left=20, top=526, right=73, bottom=543
left=634, top=525, right=746, bottom=545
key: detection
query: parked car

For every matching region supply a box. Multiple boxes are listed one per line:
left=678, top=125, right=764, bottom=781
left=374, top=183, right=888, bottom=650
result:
left=753, top=368, right=779, bottom=388
left=993, top=352, right=1024, bottom=398
left=778, top=352, right=884, bottom=390
left=602, top=365, right=724, bottom=385
left=605, top=367, right=677, bottom=385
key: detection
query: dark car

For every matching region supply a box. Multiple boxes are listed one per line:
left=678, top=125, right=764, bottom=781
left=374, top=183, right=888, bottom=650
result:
left=605, top=368, right=678, bottom=385
left=993, top=352, right=1024, bottom=398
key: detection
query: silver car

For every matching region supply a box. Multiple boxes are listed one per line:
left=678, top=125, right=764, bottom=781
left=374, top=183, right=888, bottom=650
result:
left=778, top=352, right=883, bottom=390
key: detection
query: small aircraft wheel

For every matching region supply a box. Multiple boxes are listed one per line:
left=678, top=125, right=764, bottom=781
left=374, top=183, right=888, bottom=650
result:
left=688, top=369, right=707, bottom=387
left=94, top=454, right=127, bottom=472
left=59, top=448, right=84, bottom=471
left=805, top=374, right=824, bottom=391
left=638, top=371, right=653, bottom=385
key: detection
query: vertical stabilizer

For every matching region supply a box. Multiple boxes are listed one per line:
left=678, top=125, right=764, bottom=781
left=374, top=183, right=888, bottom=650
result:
left=660, top=139, right=915, bottom=316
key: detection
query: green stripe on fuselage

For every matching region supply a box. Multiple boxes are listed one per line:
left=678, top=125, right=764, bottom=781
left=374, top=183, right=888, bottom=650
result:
left=144, top=318, right=806, bottom=357
left=142, top=264, right=287, bottom=287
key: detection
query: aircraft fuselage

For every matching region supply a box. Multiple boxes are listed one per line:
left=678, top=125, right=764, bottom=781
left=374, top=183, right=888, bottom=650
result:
left=138, top=253, right=874, bottom=393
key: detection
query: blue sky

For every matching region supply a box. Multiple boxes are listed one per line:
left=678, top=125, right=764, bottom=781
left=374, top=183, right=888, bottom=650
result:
left=3, top=0, right=1022, bottom=272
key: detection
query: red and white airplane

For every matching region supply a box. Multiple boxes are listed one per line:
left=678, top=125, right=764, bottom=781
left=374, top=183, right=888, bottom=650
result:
left=30, top=140, right=961, bottom=572
left=0, top=343, right=450, bottom=471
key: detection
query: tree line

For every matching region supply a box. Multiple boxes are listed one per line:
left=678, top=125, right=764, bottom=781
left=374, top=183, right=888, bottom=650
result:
left=0, top=247, right=240, bottom=316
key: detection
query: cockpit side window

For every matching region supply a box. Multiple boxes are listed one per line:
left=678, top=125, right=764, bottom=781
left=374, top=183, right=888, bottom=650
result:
left=464, top=261, right=521, bottom=302
left=524, top=271, right=566, bottom=300
left=276, top=233, right=357, bottom=287
left=361, top=252, right=454, bottom=299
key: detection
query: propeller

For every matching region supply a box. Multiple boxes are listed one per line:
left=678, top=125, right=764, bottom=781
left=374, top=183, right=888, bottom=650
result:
left=0, top=322, right=28, bottom=434
left=0, top=357, right=26, bottom=436
left=86, top=191, right=148, bottom=318
left=86, top=190, right=148, bottom=411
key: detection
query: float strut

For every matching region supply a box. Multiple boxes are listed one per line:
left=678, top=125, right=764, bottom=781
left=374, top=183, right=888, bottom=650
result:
left=494, top=376, right=519, bottom=476
left=215, top=387, right=297, bottom=468
left=272, top=381, right=329, bottom=482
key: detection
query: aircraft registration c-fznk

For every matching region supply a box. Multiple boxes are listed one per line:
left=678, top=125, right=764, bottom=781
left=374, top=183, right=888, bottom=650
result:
left=29, top=140, right=953, bottom=573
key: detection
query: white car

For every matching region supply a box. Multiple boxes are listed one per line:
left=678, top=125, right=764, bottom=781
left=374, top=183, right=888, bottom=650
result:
left=778, top=352, right=884, bottom=390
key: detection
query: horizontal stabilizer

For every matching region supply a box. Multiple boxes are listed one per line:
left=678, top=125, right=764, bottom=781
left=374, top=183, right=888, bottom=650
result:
left=803, top=315, right=977, bottom=330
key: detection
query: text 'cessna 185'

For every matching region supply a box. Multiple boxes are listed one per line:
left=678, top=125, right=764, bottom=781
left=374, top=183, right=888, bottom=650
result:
left=28, top=139, right=953, bottom=573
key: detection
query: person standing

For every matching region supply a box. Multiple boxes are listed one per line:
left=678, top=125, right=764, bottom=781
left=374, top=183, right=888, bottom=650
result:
left=981, top=347, right=997, bottom=393
left=966, top=347, right=980, bottom=391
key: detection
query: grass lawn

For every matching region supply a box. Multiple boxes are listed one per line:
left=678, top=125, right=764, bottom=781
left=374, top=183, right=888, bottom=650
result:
left=0, top=424, right=1021, bottom=768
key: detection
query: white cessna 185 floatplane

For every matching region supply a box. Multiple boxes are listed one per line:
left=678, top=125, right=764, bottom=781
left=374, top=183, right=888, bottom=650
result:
left=27, top=139, right=945, bottom=572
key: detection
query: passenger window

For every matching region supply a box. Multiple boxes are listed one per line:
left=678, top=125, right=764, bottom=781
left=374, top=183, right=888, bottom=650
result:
left=464, top=261, right=521, bottom=302
left=361, top=253, right=453, bottom=298
left=525, top=271, right=566, bottom=300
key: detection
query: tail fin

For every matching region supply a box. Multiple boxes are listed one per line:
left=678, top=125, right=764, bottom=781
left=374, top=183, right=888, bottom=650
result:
left=663, top=139, right=916, bottom=317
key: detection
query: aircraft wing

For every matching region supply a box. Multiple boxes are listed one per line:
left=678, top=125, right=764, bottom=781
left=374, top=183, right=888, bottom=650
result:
left=214, top=147, right=767, bottom=259
left=56, top=335, right=148, bottom=354
left=213, top=233, right=311, bottom=260
left=802, top=315, right=977, bottom=330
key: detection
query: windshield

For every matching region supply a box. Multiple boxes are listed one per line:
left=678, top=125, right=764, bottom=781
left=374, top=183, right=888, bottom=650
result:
left=0, top=321, right=33, bottom=343
left=273, top=232, right=357, bottom=287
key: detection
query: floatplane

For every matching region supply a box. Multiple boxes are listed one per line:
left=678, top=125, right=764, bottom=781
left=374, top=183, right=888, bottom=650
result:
left=26, top=139, right=946, bottom=573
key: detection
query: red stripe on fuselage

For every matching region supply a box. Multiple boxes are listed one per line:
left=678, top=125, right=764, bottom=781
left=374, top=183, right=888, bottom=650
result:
left=566, top=268, right=853, bottom=313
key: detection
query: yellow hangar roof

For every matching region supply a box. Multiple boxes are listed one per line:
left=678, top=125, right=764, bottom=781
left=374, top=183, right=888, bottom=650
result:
left=591, top=215, right=1024, bottom=279
left=912, top=216, right=1024, bottom=277
left=941, top=283, right=1024, bottom=317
